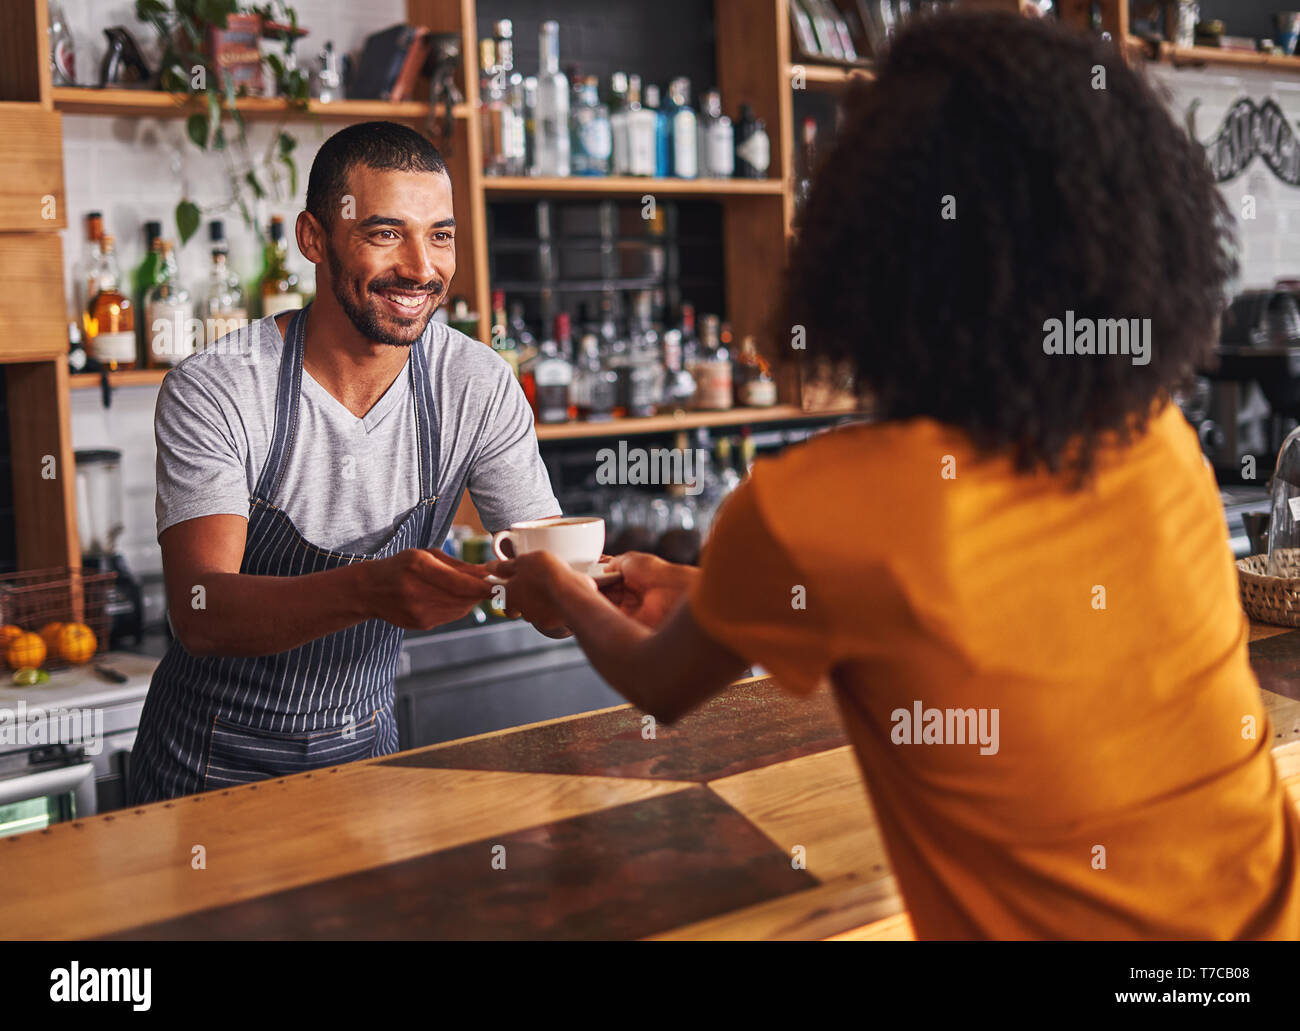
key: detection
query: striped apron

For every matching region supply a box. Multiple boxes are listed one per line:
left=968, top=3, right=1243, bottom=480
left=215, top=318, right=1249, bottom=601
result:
left=128, top=304, right=454, bottom=804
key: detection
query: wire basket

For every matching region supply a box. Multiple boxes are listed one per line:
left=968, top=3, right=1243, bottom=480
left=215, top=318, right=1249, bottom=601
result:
left=0, top=567, right=116, bottom=670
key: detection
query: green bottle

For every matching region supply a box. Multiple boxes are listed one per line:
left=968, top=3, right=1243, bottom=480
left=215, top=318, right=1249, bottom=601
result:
left=133, top=220, right=164, bottom=352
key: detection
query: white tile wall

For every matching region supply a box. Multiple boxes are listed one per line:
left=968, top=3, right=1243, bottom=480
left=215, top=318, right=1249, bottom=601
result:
left=59, top=0, right=406, bottom=578
left=1149, top=64, right=1300, bottom=290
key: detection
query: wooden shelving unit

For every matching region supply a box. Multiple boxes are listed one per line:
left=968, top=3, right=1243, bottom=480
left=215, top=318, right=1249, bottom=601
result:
left=51, top=86, right=472, bottom=121
left=69, top=368, right=168, bottom=390
left=482, top=175, right=784, bottom=196
left=3, top=0, right=817, bottom=565
left=1158, top=43, right=1300, bottom=73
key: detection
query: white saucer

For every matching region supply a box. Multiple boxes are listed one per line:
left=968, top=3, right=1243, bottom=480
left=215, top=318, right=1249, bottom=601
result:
left=485, top=562, right=622, bottom=588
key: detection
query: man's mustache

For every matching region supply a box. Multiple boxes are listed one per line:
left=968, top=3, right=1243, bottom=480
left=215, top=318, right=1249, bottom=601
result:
left=368, top=278, right=444, bottom=295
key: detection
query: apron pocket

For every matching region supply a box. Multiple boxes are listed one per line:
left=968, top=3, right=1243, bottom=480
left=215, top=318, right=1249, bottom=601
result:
left=203, top=711, right=379, bottom=790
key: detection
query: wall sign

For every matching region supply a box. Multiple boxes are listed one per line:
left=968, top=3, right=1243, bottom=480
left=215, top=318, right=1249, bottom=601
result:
left=1197, top=97, right=1300, bottom=186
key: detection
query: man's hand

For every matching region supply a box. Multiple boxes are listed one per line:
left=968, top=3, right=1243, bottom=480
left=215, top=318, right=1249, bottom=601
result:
left=359, top=547, right=493, bottom=631
left=486, top=551, right=598, bottom=635
left=600, top=552, right=699, bottom=629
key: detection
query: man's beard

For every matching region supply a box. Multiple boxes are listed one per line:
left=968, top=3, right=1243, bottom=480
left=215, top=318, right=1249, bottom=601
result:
left=325, top=239, right=443, bottom=348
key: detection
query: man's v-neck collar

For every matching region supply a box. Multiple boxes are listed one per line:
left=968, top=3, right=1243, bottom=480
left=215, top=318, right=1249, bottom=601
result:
left=300, top=350, right=412, bottom=434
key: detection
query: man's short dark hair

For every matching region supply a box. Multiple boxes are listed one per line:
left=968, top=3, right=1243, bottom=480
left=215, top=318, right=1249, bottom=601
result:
left=779, top=12, right=1237, bottom=480
left=306, top=121, right=448, bottom=229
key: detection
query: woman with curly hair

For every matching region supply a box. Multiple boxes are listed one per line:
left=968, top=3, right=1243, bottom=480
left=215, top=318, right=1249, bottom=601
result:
left=492, top=12, right=1300, bottom=939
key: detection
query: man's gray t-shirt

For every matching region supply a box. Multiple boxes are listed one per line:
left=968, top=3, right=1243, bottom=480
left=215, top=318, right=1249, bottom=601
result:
left=154, top=314, right=559, bottom=552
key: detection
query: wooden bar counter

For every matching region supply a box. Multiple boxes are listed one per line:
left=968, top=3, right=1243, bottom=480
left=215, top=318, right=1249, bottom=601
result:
left=4, top=622, right=1300, bottom=941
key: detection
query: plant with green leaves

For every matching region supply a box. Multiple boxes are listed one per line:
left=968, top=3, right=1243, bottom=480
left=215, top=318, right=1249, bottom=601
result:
left=134, top=0, right=308, bottom=245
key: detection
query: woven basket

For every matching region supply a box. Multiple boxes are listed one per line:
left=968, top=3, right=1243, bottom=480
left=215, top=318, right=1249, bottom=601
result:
left=1237, top=548, right=1300, bottom=627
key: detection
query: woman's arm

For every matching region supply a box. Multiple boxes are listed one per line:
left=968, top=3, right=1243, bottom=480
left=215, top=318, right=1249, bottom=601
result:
left=495, top=551, right=750, bottom=723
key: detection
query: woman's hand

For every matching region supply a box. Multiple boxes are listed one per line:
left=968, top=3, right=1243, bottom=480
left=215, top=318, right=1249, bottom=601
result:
left=601, top=552, right=699, bottom=629
left=487, top=551, right=598, bottom=634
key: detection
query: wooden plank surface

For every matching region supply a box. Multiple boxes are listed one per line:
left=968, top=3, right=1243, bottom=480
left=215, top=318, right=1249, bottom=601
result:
left=6, top=359, right=80, bottom=569
left=0, top=763, right=693, bottom=940
left=0, top=234, right=68, bottom=363
left=0, top=106, right=64, bottom=230
left=708, top=746, right=890, bottom=883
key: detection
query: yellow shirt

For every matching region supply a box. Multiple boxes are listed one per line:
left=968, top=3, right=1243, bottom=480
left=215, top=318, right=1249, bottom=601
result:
left=690, top=403, right=1300, bottom=939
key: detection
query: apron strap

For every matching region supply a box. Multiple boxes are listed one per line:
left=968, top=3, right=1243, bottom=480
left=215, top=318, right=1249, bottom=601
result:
left=253, top=305, right=310, bottom=503
left=409, top=325, right=440, bottom=503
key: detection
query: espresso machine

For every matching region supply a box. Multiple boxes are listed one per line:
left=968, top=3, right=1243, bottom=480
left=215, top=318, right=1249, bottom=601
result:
left=74, top=449, right=143, bottom=648
left=1188, top=286, right=1300, bottom=483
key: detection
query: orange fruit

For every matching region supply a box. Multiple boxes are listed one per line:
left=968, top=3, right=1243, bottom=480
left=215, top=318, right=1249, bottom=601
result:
left=57, top=623, right=96, bottom=664
left=0, top=624, right=23, bottom=647
left=38, top=622, right=65, bottom=653
left=6, top=632, right=46, bottom=671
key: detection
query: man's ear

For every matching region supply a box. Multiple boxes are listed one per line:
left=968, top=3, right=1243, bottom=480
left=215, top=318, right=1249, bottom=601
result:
left=296, top=210, right=326, bottom=265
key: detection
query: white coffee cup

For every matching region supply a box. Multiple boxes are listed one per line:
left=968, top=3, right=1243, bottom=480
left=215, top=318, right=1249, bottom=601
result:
left=491, top=516, right=605, bottom=570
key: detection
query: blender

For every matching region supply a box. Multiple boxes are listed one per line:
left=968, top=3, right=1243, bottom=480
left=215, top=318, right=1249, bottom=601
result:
left=75, top=449, right=143, bottom=648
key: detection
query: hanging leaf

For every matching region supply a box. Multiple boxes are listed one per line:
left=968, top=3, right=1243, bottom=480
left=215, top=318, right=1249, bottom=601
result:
left=185, top=111, right=208, bottom=149
left=213, top=125, right=226, bottom=150
left=176, top=200, right=202, bottom=244
left=280, top=154, right=297, bottom=197
left=278, top=131, right=296, bottom=156
left=245, top=170, right=266, bottom=199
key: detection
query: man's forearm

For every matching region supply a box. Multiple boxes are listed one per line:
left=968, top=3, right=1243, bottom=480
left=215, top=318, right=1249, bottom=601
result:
left=174, top=563, right=371, bottom=657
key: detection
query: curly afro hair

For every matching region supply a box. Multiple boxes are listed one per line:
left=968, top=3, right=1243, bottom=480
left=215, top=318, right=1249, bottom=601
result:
left=779, top=11, right=1237, bottom=478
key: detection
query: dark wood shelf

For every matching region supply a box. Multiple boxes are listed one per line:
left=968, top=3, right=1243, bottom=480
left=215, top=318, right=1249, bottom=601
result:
left=533, top=405, right=856, bottom=440
left=51, top=87, right=470, bottom=122
left=483, top=175, right=784, bottom=197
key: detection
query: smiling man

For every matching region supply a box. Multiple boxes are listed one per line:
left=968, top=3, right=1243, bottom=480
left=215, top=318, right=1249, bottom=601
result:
left=128, top=122, right=559, bottom=804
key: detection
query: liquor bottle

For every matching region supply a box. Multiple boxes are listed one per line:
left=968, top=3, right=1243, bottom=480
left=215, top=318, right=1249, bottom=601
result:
left=202, top=220, right=247, bottom=349
left=76, top=211, right=105, bottom=339
left=608, top=72, right=630, bottom=175
left=690, top=313, right=733, bottom=410
left=533, top=317, right=574, bottom=423
left=133, top=220, right=164, bottom=354
left=493, top=20, right=525, bottom=175
left=733, top=335, right=776, bottom=407
left=795, top=117, right=818, bottom=217
left=479, top=37, right=506, bottom=176
left=659, top=328, right=697, bottom=411
left=622, top=291, right=663, bottom=417
left=553, top=311, right=579, bottom=418
left=145, top=241, right=195, bottom=367
left=573, top=333, right=617, bottom=421
left=643, top=84, right=671, bottom=179
left=260, top=215, right=302, bottom=317
left=523, top=76, right=539, bottom=175
left=447, top=296, right=479, bottom=338
left=624, top=75, right=657, bottom=178
left=86, top=235, right=137, bottom=371
left=739, top=427, right=757, bottom=474
left=490, top=290, right=520, bottom=376
left=535, top=21, right=570, bottom=177
left=495, top=20, right=526, bottom=176
left=734, top=104, right=772, bottom=179
left=67, top=320, right=91, bottom=375
left=570, top=76, right=612, bottom=176
left=697, top=90, right=734, bottom=179
left=665, top=78, right=698, bottom=179
left=506, top=71, right=527, bottom=175
left=715, top=435, right=742, bottom=496
left=133, top=220, right=164, bottom=303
